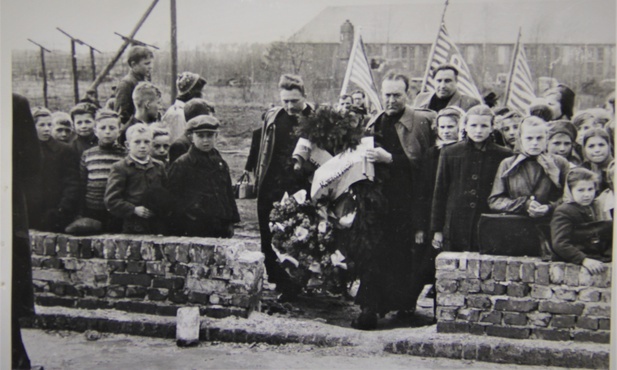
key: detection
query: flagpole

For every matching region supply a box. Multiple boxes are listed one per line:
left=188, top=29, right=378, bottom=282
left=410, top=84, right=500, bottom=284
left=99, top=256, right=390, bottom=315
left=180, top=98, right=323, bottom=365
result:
left=504, top=27, right=522, bottom=108
left=340, top=28, right=361, bottom=96
left=420, top=0, right=449, bottom=93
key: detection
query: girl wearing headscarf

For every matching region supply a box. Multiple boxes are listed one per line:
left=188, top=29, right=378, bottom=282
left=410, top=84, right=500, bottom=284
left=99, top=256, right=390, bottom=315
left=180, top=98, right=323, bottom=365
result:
left=546, top=119, right=582, bottom=166
left=550, top=167, right=611, bottom=275
left=488, top=116, right=570, bottom=218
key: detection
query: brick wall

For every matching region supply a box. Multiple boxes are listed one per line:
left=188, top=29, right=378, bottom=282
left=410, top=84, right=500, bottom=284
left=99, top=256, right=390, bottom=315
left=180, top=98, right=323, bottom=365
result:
left=435, top=252, right=611, bottom=343
left=29, top=231, right=264, bottom=319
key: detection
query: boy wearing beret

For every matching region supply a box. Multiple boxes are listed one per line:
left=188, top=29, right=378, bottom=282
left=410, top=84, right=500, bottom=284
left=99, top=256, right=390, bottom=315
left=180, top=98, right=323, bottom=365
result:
left=168, top=115, right=240, bottom=237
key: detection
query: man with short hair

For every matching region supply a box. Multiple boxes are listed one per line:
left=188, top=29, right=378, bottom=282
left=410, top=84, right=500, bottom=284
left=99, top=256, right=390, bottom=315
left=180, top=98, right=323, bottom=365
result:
left=351, top=89, right=368, bottom=115
left=353, top=72, right=435, bottom=329
left=338, top=94, right=352, bottom=113
left=118, top=82, right=162, bottom=145
left=414, top=64, right=480, bottom=113
left=255, top=74, right=313, bottom=301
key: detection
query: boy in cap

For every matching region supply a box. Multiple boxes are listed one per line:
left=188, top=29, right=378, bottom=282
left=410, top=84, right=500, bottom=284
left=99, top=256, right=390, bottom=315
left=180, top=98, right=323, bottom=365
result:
left=115, top=45, right=154, bottom=125
left=69, top=102, right=99, bottom=157
left=51, top=111, right=74, bottom=143
left=161, top=72, right=207, bottom=142
left=168, top=115, right=239, bottom=237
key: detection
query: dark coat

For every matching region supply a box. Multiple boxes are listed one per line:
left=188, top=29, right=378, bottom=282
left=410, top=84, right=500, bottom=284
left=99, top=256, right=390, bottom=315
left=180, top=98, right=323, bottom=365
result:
left=115, top=70, right=144, bottom=124
left=70, top=133, right=98, bottom=158
left=245, top=128, right=262, bottom=172
left=168, top=146, right=240, bottom=236
left=169, top=135, right=191, bottom=165
left=13, top=94, right=41, bottom=318
left=413, top=90, right=481, bottom=112
left=431, top=139, right=512, bottom=251
left=26, top=138, right=80, bottom=232
left=551, top=202, right=612, bottom=264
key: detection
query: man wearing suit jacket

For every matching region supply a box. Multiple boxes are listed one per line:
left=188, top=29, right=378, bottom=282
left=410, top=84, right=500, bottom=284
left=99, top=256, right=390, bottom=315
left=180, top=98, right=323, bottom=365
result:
left=413, top=64, right=481, bottom=113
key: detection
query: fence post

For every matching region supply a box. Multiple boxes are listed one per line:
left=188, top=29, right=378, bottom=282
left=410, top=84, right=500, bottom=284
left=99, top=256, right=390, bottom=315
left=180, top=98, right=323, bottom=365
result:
left=170, top=0, right=178, bottom=102
left=70, top=39, right=79, bottom=104
left=27, top=39, right=51, bottom=108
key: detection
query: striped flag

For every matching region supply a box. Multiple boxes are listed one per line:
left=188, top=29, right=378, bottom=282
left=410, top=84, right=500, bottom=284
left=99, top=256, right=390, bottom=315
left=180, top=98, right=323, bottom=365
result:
left=340, top=31, right=382, bottom=111
left=421, top=24, right=483, bottom=102
left=504, top=31, right=536, bottom=115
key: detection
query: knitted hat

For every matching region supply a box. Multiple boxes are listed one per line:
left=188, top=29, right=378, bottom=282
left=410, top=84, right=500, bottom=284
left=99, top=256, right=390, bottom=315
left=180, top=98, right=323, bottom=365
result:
left=186, top=115, right=220, bottom=133
left=547, top=120, right=577, bottom=141
left=177, top=72, right=206, bottom=97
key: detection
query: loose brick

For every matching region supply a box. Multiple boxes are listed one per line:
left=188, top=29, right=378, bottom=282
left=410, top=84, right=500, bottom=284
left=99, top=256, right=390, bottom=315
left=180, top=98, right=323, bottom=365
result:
left=436, top=307, right=458, bottom=321
left=436, top=279, right=458, bottom=294
left=506, top=282, right=530, bottom=297
left=146, top=261, right=167, bottom=276
left=503, top=312, right=527, bottom=326
left=147, top=288, right=169, bottom=301
left=457, top=308, right=480, bottom=322
left=480, top=280, right=506, bottom=295
left=188, top=291, right=210, bottom=305
left=598, top=318, right=610, bottom=330
left=479, top=311, right=501, bottom=324
left=531, top=328, right=571, bottom=341
left=538, top=301, right=584, bottom=315
left=583, top=303, right=611, bottom=317
left=466, top=258, right=480, bottom=278
left=576, top=316, right=599, bottom=330
left=126, top=261, right=146, bottom=273
left=126, top=286, right=147, bottom=298
left=521, top=262, right=535, bottom=283
left=572, top=330, right=610, bottom=344
left=110, top=273, right=152, bottom=287
left=176, top=307, right=200, bottom=346
left=535, top=263, right=550, bottom=285
left=549, top=263, right=565, bottom=284
left=506, top=261, right=521, bottom=281
left=436, top=293, right=465, bottom=307
left=527, top=312, right=552, bottom=327
left=153, top=277, right=185, bottom=290
left=492, top=260, right=507, bottom=281
left=466, top=295, right=491, bottom=309
left=552, top=287, right=577, bottom=301
left=530, top=284, right=553, bottom=299
left=175, top=243, right=190, bottom=263
left=494, top=298, right=538, bottom=312
left=107, top=285, right=126, bottom=298
left=459, top=279, right=481, bottom=293
left=485, top=326, right=530, bottom=339
left=551, top=315, right=576, bottom=328
left=578, top=288, right=602, bottom=302
left=564, top=265, right=580, bottom=286
left=479, top=259, right=492, bottom=279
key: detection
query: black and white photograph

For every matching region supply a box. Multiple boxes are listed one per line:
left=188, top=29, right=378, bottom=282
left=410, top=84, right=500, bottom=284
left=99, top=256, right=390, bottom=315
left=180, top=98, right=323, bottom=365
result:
left=1, top=0, right=615, bottom=369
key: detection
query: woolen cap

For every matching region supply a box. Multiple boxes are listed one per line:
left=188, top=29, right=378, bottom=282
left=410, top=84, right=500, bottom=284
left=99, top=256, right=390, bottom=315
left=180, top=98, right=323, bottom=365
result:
left=547, top=119, right=577, bottom=141
left=186, top=115, right=220, bottom=133
left=177, top=72, right=206, bottom=96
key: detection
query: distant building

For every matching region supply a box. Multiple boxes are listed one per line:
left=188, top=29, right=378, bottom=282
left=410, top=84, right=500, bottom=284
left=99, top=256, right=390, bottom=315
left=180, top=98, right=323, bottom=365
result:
left=288, top=0, right=615, bottom=101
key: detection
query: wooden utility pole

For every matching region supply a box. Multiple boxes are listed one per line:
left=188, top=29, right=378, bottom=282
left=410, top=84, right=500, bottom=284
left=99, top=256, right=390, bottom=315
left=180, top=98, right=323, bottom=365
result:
left=170, top=0, right=178, bottom=101
left=27, top=39, right=51, bottom=107
left=87, top=0, right=159, bottom=92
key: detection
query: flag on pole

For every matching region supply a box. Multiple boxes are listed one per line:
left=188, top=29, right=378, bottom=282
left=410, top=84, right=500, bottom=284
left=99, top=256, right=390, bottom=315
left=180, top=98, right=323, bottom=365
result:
left=420, top=23, right=483, bottom=102
left=340, top=30, right=382, bottom=111
left=504, top=31, right=536, bottom=115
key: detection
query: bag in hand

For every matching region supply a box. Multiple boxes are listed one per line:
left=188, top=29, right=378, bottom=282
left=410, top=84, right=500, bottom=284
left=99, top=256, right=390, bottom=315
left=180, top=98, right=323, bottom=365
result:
left=477, top=214, right=548, bottom=257
left=234, top=172, right=256, bottom=199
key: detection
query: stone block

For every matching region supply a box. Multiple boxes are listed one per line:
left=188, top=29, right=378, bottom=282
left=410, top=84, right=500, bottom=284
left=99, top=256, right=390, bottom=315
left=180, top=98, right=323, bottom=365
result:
left=503, top=312, right=527, bottom=326
left=598, top=318, right=610, bottom=330
left=457, top=308, right=480, bottom=322
left=175, top=243, right=190, bottom=263
left=173, top=263, right=190, bottom=277
left=162, top=243, right=177, bottom=263
left=493, top=298, right=538, bottom=312
left=103, top=239, right=117, bottom=259
left=485, top=326, right=530, bottom=340
left=435, top=269, right=467, bottom=280
left=91, top=238, right=105, bottom=258
left=107, top=285, right=126, bottom=298
left=168, top=290, right=189, bottom=304
left=459, top=279, right=481, bottom=293
left=551, top=315, right=576, bottom=328
left=176, top=307, right=200, bottom=347
left=435, top=255, right=458, bottom=270
left=492, top=260, right=507, bottom=281
left=186, top=277, right=228, bottom=294
left=436, top=321, right=469, bottom=334
left=552, top=287, right=577, bottom=301
left=210, top=266, right=233, bottom=281
left=115, top=239, right=130, bottom=259
left=589, top=268, right=611, bottom=288
left=506, top=261, right=521, bottom=281
left=480, top=280, right=506, bottom=295
left=576, top=316, right=599, bottom=330
left=188, top=291, right=210, bottom=305
left=564, top=265, right=580, bottom=286
left=32, top=268, right=71, bottom=283
left=578, top=268, right=593, bottom=286
left=549, top=263, right=566, bottom=284
left=141, top=241, right=162, bottom=261
left=32, top=280, right=49, bottom=292
left=531, top=328, right=571, bottom=341
left=530, top=284, right=553, bottom=299
left=126, top=286, right=147, bottom=298
left=147, top=288, right=169, bottom=301
left=126, top=261, right=146, bottom=273
left=110, top=273, right=152, bottom=287
left=506, top=282, right=530, bottom=297
left=189, top=243, right=215, bottom=264
left=479, top=260, right=492, bottom=279
left=435, top=279, right=458, bottom=294
left=572, top=330, right=610, bottom=344
left=479, top=311, right=501, bottom=324
left=466, top=258, right=480, bottom=278
left=152, top=277, right=185, bottom=290
left=126, top=240, right=142, bottom=261
left=32, top=233, right=45, bottom=255
left=466, top=295, right=492, bottom=309
left=146, top=261, right=167, bottom=276
left=107, top=261, right=127, bottom=273
left=538, top=301, right=584, bottom=315
left=520, top=262, right=535, bottom=283
left=583, top=303, right=611, bottom=317
left=535, top=263, right=550, bottom=285
left=209, top=294, right=221, bottom=305
left=43, top=235, right=57, bottom=256
left=601, top=290, right=611, bottom=303
left=527, top=312, right=552, bottom=327
left=55, top=235, right=69, bottom=257
left=40, top=257, right=63, bottom=269
left=436, top=293, right=465, bottom=307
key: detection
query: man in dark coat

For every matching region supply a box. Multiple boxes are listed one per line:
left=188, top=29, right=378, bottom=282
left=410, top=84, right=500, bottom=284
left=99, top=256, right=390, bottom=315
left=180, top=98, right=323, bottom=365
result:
left=255, top=74, right=313, bottom=300
left=413, top=64, right=481, bottom=113
left=12, top=94, right=42, bottom=369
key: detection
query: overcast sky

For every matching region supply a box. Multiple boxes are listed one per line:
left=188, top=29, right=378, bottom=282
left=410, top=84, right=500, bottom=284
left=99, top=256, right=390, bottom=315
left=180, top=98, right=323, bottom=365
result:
left=2, top=0, right=423, bottom=52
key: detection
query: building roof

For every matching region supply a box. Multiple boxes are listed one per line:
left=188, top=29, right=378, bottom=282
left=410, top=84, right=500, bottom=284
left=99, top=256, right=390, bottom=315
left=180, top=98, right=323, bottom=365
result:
left=289, top=0, right=616, bottom=45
